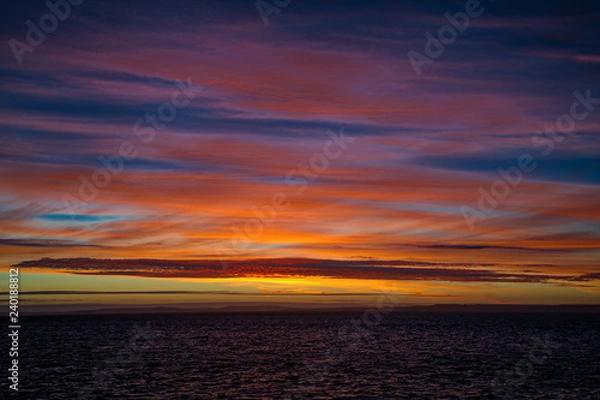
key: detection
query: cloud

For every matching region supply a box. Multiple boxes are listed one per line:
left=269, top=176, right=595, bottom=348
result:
left=0, top=239, right=104, bottom=248
left=0, top=0, right=598, bottom=296
left=13, top=257, right=599, bottom=286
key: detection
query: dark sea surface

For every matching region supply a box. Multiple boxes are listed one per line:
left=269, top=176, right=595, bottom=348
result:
left=3, top=312, right=600, bottom=399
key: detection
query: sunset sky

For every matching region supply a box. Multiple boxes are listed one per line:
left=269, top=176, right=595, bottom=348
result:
left=1, top=0, right=599, bottom=310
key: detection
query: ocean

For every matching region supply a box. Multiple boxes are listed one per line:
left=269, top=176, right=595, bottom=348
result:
left=4, top=312, right=600, bottom=399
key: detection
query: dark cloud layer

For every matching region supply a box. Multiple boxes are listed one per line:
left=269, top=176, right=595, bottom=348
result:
left=14, top=257, right=598, bottom=286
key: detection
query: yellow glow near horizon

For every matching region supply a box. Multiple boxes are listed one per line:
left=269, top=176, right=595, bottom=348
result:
left=4, top=270, right=599, bottom=309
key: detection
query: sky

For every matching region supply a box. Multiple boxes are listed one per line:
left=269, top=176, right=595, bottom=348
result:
left=1, top=0, right=599, bottom=310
